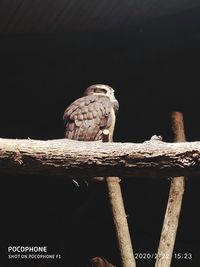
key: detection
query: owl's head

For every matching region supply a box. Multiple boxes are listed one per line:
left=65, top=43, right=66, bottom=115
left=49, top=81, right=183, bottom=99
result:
left=83, top=84, right=114, bottom=97
left=84, top=84, right=119, bottom=112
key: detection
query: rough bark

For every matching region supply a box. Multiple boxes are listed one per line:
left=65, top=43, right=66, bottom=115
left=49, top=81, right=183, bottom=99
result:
left=107, top=177, right=136, bottom=267
left=0, top=137, right=200, bottom=178
left=102, top=130, right=136, bottom=267
left=155, top=112, right=186, bottom=267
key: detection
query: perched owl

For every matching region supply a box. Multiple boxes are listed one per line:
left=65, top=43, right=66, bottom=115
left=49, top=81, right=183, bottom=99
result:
left=63, top=84, right=119, bottom=142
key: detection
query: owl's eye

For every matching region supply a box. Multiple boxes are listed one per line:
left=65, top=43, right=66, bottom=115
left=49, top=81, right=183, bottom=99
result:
left=94, top=88, right=107, bottom=94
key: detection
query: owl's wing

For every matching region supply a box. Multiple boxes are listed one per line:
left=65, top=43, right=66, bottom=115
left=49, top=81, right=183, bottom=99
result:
left=63, top=95, right=114, bottom=141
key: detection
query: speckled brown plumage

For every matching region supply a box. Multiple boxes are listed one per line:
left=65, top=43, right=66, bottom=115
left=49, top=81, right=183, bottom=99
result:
left=63, top=84, right=119, bottom=141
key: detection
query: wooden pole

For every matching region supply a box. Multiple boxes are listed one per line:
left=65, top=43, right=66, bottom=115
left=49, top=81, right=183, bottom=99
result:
left=155, top=112, right=186, bottom=267
left=107, top=177, right=136, bottom=267
left=103, top=130, right=136, bottom=267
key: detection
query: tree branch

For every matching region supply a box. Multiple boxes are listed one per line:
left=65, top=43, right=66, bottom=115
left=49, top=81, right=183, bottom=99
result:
left=0, top=137, right=200, bottom=178
left=102, top=130, right=136, bottom=267
left=155, top=112, right=186, bottom=267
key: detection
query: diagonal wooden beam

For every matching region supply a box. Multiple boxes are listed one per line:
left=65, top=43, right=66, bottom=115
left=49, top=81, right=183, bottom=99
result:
left=155, top=112, right=186, bottom=267
left=103, top=129, right=136, bottom=267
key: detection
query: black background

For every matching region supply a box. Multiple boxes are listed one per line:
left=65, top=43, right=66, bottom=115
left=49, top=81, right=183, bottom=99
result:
left=1, top=5, right=200, bottom=267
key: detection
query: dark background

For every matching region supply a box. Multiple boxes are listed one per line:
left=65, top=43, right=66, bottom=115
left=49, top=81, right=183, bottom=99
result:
left=1, top=1, right=200, bottom=266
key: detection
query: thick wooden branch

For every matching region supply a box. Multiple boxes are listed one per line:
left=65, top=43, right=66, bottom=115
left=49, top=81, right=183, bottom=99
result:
left=156, top=112, right=186, bottom=267
left=0, top=137, right=200, bottom=178
left=107, top=177, right=136, bottom=267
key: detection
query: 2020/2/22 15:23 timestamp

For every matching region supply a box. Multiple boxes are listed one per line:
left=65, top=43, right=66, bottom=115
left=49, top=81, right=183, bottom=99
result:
left=133, top=252, right=193, bottom=260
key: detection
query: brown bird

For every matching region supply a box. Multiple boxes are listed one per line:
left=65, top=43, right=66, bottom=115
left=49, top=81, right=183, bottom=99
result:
left=63, top=84, right=119, bottom=142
